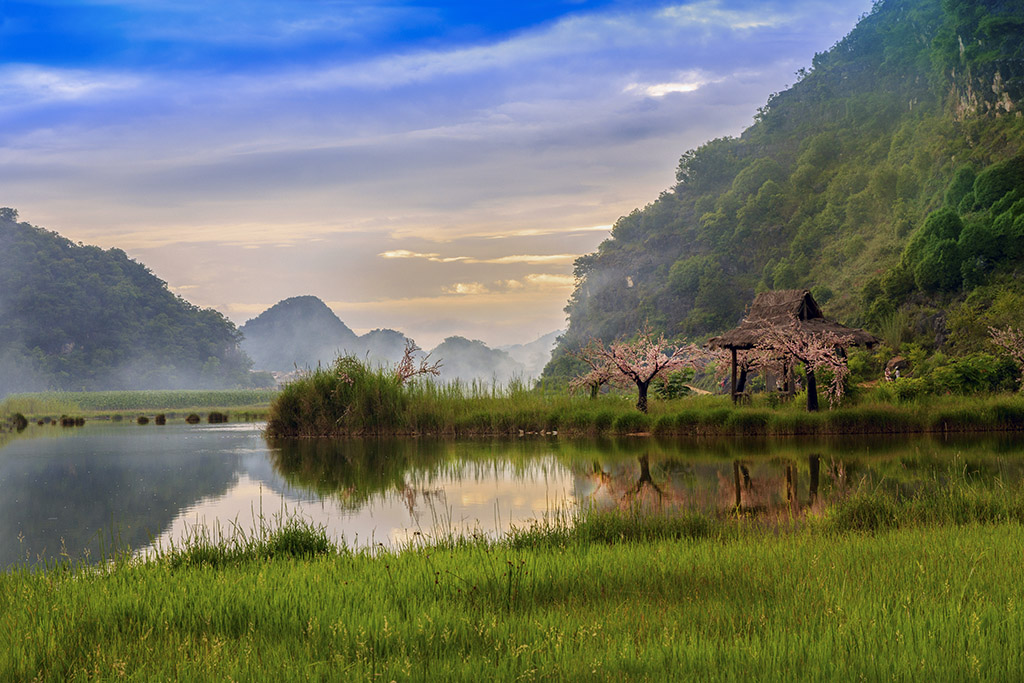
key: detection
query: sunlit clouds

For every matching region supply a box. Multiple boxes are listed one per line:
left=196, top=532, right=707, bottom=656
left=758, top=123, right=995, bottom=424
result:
left=1, top=0, right=874, bottom=347
left=380, top=250, right=578, bottom=265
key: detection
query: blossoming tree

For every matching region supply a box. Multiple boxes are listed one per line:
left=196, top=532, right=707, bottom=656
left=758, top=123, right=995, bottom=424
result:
left=576, top=326, right=704, bottom=413
left=755, top=317, right=854, bottom=411
left=569, top=341, right=620, bottom=399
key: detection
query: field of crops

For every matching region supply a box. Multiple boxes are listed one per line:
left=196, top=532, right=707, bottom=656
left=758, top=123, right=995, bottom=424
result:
left=0, top=389, right=279, bottom=417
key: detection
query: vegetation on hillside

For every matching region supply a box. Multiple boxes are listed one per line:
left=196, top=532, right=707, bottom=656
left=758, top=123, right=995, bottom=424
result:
left=0, top=209, right=272, bottom=395
left=546, top=0, right=1024, bottom=379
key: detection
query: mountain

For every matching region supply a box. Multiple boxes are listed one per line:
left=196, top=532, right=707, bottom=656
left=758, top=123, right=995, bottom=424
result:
left=240, top=297, right=413, bottom=372
left=240, top=295, right=545, bottom=384
left=0, top=209, right=262, bottom=396
left=428, top=336, right=526, bottom=386
left=544, top=0, right=1024, bottom=379
left=499, top=330, right=563, bottom=380
left=239, top=296, right=359, bottom=372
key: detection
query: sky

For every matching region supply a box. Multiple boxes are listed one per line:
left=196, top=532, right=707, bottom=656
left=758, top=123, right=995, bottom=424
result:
left=1, top=0, right=875, bottom=349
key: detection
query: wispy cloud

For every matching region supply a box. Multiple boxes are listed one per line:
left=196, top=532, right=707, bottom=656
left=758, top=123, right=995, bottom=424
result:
left=379, top=250, right=579, bottom=265
left=0, top=65, right=142, bottom=105
left=263, top=1, right=803, bottom=93
left=523, top=273, right=575, bottom=288
left=379, top=249, right=467, bottom=263
left=442, top=282, right=489, bottom=295
left=624, top=71, right=724, bottom=98
left=659, top=1, right=792, bottom=30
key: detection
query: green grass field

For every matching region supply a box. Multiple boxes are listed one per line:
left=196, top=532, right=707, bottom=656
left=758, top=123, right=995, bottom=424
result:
left=0, top=389, right=279, bottom=423
left=3, top=514, right=1022, bottom=681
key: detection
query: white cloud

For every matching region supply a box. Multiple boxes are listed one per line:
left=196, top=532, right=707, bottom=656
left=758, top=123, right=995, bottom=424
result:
left=0, top=65, right=142, bottom=105
left=378, top=250, right=579, bottom=265
left=260, top=1, right=802, bottom=93
left=524, top=274, right=575, bottom=288
left=443, top=282, right=490, bottom=295
left=379, top=249, right=467, bottom=263
left=659, top=1, right=791, bottom=30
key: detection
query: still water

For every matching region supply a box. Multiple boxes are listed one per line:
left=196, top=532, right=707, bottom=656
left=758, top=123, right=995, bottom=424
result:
left=3, top=422, right=1024, bottom=567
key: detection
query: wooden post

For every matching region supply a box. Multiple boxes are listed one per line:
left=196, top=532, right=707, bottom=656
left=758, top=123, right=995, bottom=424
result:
left=730, top=347, right=738, bottom=404
left=733, top=460, right=742, bottom=508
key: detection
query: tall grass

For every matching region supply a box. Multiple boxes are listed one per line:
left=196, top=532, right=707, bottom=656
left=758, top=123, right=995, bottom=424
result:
left=267, top=358, right=1024, bottom=437
left=4, top=507, right=1024, bottom=680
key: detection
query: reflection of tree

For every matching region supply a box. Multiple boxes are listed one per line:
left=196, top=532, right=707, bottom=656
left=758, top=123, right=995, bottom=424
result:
left=576, top=455, right=697, bottom=510
left=268, top=438, right=447, bottom=510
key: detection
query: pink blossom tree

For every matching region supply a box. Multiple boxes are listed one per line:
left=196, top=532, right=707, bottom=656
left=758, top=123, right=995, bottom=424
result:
left=577, top=326, right=704, bottom=412
left=989, top=326, right=1024, bottom=388
left=755, top=317, right=853, bottom=411
left=569, top=340, right=620, bottom=399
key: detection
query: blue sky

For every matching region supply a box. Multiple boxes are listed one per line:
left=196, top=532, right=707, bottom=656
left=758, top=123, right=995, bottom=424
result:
left=1, top=0, right=874, bottom=348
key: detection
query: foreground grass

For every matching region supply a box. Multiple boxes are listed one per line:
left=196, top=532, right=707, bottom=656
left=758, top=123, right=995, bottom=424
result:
left=4, top=511, right=1024, bottom=680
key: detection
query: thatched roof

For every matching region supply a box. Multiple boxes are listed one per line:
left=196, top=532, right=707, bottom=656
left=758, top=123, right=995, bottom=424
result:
left=708, top=289, right=877, bottom=350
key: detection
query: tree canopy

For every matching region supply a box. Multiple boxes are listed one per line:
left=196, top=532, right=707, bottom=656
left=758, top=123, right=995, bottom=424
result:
left=0, top=210, right=265, bottom=395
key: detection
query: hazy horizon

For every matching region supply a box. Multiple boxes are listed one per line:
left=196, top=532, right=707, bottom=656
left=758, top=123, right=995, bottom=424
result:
left=2, top=0, right=873, bottom=349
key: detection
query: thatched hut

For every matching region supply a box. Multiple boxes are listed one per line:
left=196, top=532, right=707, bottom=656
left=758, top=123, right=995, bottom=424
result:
left=708, top=289, right=877, bottom=408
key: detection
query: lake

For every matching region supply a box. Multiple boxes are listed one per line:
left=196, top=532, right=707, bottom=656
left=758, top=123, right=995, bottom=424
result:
left=3, top=421, right=1024, bottom=567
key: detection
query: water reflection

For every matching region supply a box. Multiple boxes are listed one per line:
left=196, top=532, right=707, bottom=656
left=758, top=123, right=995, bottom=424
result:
left=0, top=424, right=246, bottom=567
left=4, top=424, right=1024, bottom=567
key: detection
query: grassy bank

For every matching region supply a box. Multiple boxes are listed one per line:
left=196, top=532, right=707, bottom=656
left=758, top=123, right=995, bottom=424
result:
left=0, top=389, right=279, bottom=424
left=266, top=359, right=1024, bottom=437
left=3, top=498, right=1023, bottom=680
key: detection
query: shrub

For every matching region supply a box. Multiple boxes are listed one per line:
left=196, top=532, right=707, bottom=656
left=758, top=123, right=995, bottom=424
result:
left=725, top=410, right=771, bottom=434
left=266, top=355, right=407, bottom=437
left=592, top=410, right=617, bottom=434
left=892, top=377, right=927, bottom=402
left=973, top=155, right=1024, bottom=209
left=613, top=412, right=651, bottom=434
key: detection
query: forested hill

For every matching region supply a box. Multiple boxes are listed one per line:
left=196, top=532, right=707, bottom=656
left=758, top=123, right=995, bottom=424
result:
left=545, top=0, right=1024, bottom=378
left=0, top=209, right=263, bottom=395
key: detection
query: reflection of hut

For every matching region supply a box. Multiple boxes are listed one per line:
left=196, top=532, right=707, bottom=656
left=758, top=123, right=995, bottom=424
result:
left=708, top=289, right=878, bottom=405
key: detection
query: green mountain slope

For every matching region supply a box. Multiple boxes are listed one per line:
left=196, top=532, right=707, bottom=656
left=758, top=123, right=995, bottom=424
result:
left=0, top=209, right=260, bottom=395
left=546, top=0, right=1024, bottom=378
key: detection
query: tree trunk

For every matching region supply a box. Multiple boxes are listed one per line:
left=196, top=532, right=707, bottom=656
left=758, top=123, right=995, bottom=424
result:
left=590, top=383, right=599, bottom=400
left=730, top=348, right=738, bottom=404
left=806, top=368, right=819, bottom=412
left=636, top=381, right=650, bottom=413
